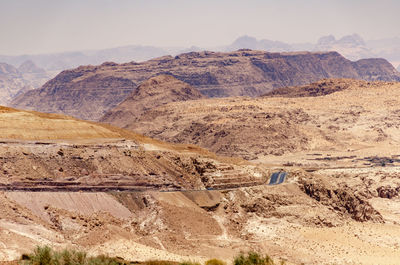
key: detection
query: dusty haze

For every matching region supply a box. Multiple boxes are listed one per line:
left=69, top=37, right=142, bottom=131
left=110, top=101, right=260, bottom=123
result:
left=0, top=0, right=399, bottom=55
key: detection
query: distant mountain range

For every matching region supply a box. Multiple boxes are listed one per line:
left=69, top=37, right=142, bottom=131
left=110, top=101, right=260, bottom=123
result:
left=0, top=60, right=53, bottom=105
left=0, top=34, right=399, bottom=72
left=224, top=34, right=400, bottom=68
left=0, top=46, right=174, bottom=71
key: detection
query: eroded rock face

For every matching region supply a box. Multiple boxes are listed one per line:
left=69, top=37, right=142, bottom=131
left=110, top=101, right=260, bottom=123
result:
left=263, top=78, right=360, bottom=97
left=300, top=178, right=384, bottom=223
left=11, top=50, right=400, bottom=120
left=12, top=71, right=137, bottom=121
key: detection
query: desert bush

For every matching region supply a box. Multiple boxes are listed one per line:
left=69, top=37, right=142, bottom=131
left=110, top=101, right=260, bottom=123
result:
left=144, top=261, right=176, bottom=265
left=20, top=246, right=284, bottom=265
left=87, top=254, right=125, bottom=265
left=53, top=249, right=88, bottom=265
left=26, top=246, right=53, bottom=265
left=205, top=259, right=226, bottom=265
left=21, top=246, right=128, bottom=265
left=233, top=252, right=277, bottom=265
left=179, top=261, right=201, bottom=265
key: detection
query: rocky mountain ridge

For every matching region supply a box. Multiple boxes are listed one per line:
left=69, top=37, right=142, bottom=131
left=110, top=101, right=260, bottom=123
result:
left=11, top=50, right=400, bottom=120
left=263, top=78, right=368, bottom=97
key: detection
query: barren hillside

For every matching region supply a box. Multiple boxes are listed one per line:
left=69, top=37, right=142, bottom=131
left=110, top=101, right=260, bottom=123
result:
left=11, top=50, right=400, bottom=120
left=117, top=79, right=400, bottom=164
left=0, top=105, right=266, bottom=191
left=101, top=74, right=205, bottom=127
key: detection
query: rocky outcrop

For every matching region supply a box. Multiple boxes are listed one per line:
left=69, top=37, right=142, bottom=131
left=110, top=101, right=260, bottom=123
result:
left=300, top=178, right=384, bottom=223
left=376, top=186, right=400, bottom=199
left=101, top=75, right=205, bottom=127
left=263, top=78, right=372, bottom=97
left=11, top=50, right=400, bottom=120
left=354, top=58, right=399, bottom=80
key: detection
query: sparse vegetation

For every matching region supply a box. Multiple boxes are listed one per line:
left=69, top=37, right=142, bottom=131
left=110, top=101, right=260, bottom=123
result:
left=21, top=246, right=128, bottom=265
left=233, top=251, right=282, bottom=265
left=178, top=262, right=201, bottom=265
left=205, top=259, right=226, bottom=265
left=20, top=246, right=284, bottom=265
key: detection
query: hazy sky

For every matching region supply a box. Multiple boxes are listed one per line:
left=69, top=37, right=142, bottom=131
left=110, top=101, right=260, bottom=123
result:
left=0, top=0, right=399, bottom=55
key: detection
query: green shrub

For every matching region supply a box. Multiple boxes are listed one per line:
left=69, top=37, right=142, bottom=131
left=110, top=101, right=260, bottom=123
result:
left=205, top=259, right=226, bottom=265
left=233, top=252, right=276, bottom=265
left=27, top=246, right=53, bottom=265
left=21, top=246, right=284, bottom=265
left=21, top=246, right=128, bottom=265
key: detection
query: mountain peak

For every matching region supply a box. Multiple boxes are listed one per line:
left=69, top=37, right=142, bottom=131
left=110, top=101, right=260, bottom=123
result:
left=317, top=35, right=336, bottom=45
left=317, top=34, right=366, bottom=47
left=338, top=34, right=366, bottom=46
left=140, top=74, right=178, bottom=86
left=132, top=74, right=205, bottom=100
left=232, top=35, right=258, bottom=47
left=18, top=60, right=46, bottom=74
left=0, top=62, right=19, bottom=74
left=229, top=35, right=292, bottom=51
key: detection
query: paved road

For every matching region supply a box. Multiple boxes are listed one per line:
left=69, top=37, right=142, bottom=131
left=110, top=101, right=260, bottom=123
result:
left=277, top=172, right=287, bottom=184
left=268, top=171, right=287, bottom=185
left=268, top=172, right=280, bottom=185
